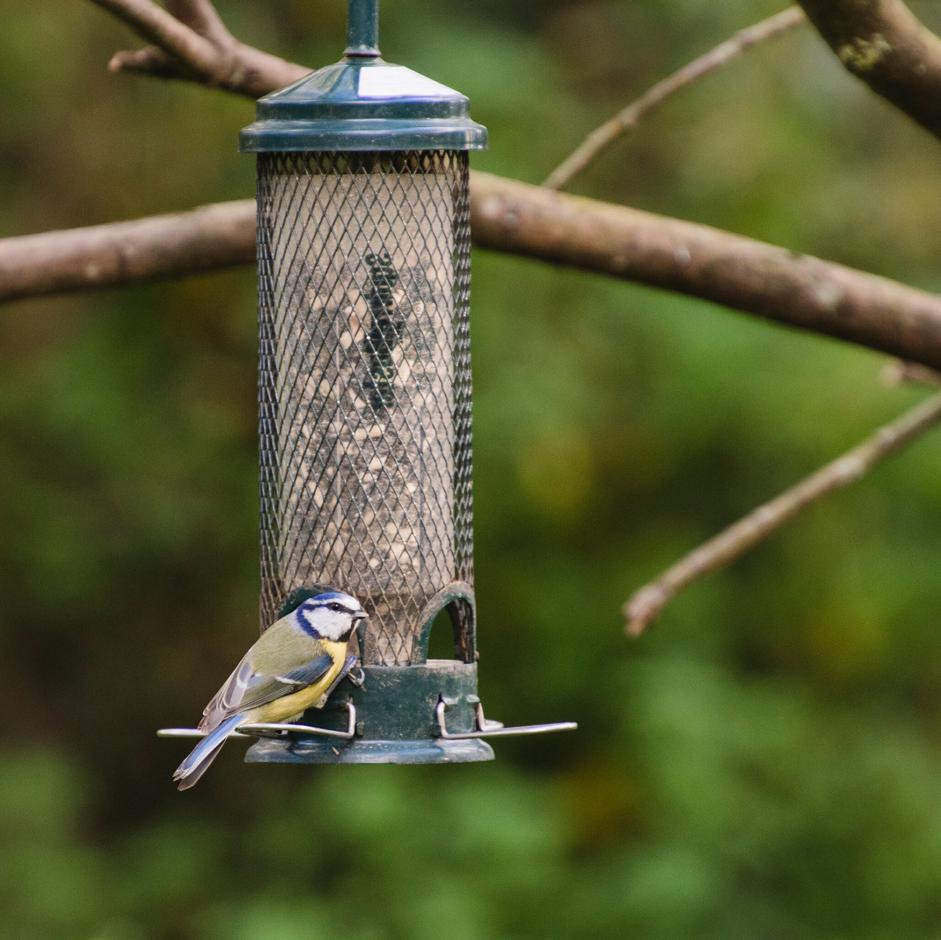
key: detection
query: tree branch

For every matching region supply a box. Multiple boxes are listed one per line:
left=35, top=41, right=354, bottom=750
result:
left=470, top=177, right=941, bottom=371
left=544, top=7, right=805, bottom=191
left=798, top=0, right=941, bottom=139
left=624, top=390, right=941, bottom=636
left=92, top=0, right=305, bottom=97
left=91, top=0, right=221, bottom=74
left=0, top=201, right=255, bottom=300
left=3, top=2, right=920, bottom=368
left=164, top=0, right=231, bottom=46
left=882, top=359, right=941, bottom=387
left=5, top=174, right=941, bottom=375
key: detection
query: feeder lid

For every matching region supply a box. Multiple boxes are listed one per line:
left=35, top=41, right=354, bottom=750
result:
left=240, top=57, right=488, bottom=153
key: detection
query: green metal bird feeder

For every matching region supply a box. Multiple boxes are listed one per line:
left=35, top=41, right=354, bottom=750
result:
left=232, top=0, right=574, bottom=764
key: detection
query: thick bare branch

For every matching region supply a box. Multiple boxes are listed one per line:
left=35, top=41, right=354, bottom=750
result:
left=798, top=0, right=941, bottom=139
left=5, top=175, right=941, bottom=377
left=624, top=390, right=941, bottom=636
left=544, top=7, right=805, bottom=191
left=471, top=176, right=941, bottom=371
left=0, top=201, right=255, bottom=300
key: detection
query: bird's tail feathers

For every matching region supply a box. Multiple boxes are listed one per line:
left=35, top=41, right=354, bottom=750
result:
left=173, top=714, right=246, bottom=791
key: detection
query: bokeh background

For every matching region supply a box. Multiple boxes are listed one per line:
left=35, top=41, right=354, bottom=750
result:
left=2, top=1, right=941, bottom=937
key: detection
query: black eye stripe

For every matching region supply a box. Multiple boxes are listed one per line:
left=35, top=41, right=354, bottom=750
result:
left=304, top=596, right=359, bottom=616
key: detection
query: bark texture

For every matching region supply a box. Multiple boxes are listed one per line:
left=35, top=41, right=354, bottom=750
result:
left=0, top=201, right=255, bottom=300
left=799, top=0, right=941, bottom=138
left=471, top=175, right=941, bottom=370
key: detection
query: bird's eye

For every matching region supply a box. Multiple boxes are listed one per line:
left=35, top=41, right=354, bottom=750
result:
left=329, top=603, right=343, bottom=612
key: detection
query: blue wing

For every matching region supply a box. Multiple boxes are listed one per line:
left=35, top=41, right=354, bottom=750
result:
left=273, top=654, right=335, bottom=690
left=199, top=652, right=334, bottom=730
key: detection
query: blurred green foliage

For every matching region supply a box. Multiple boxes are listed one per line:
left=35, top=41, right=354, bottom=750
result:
left=2, top=1, right=941, bottom=937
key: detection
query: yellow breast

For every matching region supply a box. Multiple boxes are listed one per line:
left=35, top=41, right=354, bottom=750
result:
left=249, top=640, right=347, bottom=724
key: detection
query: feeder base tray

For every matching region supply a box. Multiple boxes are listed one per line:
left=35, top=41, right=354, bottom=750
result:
left=244, top=660, right=491, bottom=765
left=245, top=736, right=493, bottom=765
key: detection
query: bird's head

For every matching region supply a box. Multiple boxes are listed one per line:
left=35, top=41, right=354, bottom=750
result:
left=294, top=591, right=367, bottom=642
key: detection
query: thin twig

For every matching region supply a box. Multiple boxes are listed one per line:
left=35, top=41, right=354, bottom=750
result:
left=544, top=7, right=805, bottom=190
left=624, top=391, right=941, bottom=636
left=165, top=0, right=232, bottom=45
left=108, top=46, right=179, bottom=78
left=882, top=359, right=941, bottom=387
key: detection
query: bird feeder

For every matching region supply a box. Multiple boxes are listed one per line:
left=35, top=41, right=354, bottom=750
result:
left=213, top=0, right=574, bottom=764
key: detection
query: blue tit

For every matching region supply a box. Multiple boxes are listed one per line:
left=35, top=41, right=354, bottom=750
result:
left=173, top=591, right=367, bottom=790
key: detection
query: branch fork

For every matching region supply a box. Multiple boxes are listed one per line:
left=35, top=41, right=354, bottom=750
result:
left=92, top=0, right=305, bottom=97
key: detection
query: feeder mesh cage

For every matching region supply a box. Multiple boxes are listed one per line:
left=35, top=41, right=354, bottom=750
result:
left=257, top=150, right=473, bottom=666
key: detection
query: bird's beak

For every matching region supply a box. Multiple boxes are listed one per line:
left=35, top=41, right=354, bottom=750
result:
left=353, top=611, right=368, bottom=625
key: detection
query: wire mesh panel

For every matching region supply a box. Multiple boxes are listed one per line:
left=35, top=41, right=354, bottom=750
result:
left=257, top=150, right=473, bottom=666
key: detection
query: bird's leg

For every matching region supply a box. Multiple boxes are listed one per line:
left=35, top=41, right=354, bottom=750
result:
left=346, top=665, right=365, bottom=688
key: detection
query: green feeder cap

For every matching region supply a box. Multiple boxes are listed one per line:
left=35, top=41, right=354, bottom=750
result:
left=240, top=1, right=487, bottom=153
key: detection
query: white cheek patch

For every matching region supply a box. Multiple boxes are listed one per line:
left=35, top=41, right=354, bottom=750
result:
left=317, top=610, right=351, bottom=641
